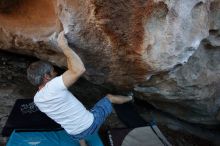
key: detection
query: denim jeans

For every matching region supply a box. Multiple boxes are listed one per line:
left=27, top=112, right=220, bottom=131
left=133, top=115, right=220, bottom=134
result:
left=71, top=97, right=112, bottom=140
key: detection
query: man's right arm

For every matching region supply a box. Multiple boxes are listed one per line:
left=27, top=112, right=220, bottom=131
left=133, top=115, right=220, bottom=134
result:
left=57, top=32, right=86, bottom=88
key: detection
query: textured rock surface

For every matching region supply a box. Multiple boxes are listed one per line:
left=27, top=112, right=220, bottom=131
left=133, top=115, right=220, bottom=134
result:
left=135, top=33, right=220, bottom=125
left=134, top=0, right=220, bottom=125
left=0, top=51, right=216, bottom=146
left=57, top=0, right=210, bottom=87
left=0, top=0, right=220, bottom=125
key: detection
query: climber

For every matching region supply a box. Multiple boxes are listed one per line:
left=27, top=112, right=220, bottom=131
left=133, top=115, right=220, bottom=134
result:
left=26, top=31, right=133, bottom=145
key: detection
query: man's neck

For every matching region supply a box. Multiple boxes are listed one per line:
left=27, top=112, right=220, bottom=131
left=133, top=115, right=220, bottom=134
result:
left=38, top=76, right=55, bottom=91
left=38, top=82, right=47, bottom=91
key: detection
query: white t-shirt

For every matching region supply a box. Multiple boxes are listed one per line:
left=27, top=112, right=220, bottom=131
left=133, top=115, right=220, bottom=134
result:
left=34, top=75, right=94, bottom=135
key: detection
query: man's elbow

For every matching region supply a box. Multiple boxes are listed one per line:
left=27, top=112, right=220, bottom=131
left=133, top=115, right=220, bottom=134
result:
left=80, top=66, right=86, bottom=74
left=77, top=66, right=86, bottom=76
left=69, top=66, right=86, bottom=77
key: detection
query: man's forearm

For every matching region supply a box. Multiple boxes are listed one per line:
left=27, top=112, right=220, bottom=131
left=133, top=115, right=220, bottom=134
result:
left=57, top=31, right=86, bottom=87
left=62, top=45, right=85, bottom=74
left=57, top=31, right=85, bottom=76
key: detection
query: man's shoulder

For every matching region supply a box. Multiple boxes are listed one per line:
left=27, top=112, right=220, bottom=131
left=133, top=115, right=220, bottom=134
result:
left=34, top=75, right=68, bottom=103
left=46, top=75, right=66, bottom=89
left=48, top=76, right=62, bottom=85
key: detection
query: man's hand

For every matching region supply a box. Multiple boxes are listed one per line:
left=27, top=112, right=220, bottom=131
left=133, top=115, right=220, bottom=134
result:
left=57, top=31, right=69, bottom=49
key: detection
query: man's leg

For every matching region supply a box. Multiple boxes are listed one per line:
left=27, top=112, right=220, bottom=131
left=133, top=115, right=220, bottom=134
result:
left=79, top=140, right=87, bottom=146
left=87, top=95, right=133, bottom=139
left=71, top=94, right=133, bottom=139
left=106, top=94, right=133, bottom=104
left=89, top=94, right=133, bottom=131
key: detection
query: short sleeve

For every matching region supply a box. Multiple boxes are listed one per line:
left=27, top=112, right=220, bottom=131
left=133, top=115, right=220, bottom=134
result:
left=46, top=75, right=67, bottom=93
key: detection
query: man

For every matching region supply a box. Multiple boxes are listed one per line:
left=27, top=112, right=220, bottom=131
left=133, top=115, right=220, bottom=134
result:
left=27, top=31, right=132, bottom=145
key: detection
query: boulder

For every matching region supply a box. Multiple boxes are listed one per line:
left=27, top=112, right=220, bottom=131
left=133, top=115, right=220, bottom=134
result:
left=0, top=0, right=219, bottom=124
left=134, top=0, right=220, bottom=124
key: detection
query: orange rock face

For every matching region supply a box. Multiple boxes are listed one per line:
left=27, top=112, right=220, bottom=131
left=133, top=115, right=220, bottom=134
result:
left=0, top=0, right=57, bottom=37
left=0, top=0, right=66, bottom=68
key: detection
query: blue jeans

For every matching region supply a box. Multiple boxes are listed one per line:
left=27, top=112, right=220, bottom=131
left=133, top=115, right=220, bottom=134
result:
left=71, top=97, right=112, bottom=140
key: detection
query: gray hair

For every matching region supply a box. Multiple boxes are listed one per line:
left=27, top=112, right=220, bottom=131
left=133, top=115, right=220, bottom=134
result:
left=27, top=61, right=53, bottom=86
